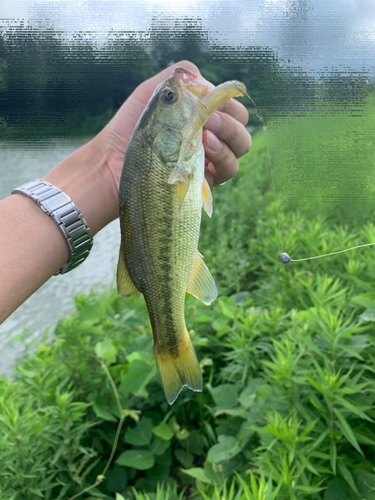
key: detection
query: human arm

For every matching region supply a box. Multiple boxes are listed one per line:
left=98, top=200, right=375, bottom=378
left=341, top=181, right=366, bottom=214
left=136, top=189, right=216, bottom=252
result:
left=0, top=61, right=252, bottom=323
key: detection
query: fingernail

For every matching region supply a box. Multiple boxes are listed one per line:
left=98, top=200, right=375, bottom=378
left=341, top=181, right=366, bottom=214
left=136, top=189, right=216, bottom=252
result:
left=206, top=130, right=222, bottom=153
left=205, top=112, right=221, bottom=133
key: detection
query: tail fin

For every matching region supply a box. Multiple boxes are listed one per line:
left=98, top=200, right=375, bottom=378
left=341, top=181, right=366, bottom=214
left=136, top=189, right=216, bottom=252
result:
left=155, top=331, right=203, bottom=405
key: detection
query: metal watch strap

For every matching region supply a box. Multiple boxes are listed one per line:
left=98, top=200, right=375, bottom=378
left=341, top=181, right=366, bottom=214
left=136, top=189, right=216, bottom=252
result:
left=12, top=179, right=93, bottom=275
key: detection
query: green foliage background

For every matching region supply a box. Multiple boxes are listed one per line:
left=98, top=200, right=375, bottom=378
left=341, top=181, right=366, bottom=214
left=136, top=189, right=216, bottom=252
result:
left=2, top=121, right=375, bottom=498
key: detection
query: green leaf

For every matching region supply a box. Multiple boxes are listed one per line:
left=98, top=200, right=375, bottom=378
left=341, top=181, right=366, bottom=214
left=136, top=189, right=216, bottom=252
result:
left=151, top=436, right=170, bottom=456
left=107, top=465, right=128, bottom=493
left=238, top=378, right=267, bottom=408
left=324, top=478, right=359, bottom=500
left=295, top=485, right=325, bottom=494
left=204, top=459, right=227, bottom=485
left=180, top=467, right=213, bottom=484
left=195, top=315, right=213, bottom=322
left=116, top=449, right=155, bottom=470
left=334, top=409, right=363, bottom=455
left=338, top=460, right=359, bottom=494
left=176, top=428, right=189, bottom=440
left=175, top=449, right=194, bottom=468
left=95, top=339, right=117, bottom=364
left=351, top=293, right=375, bottom=309
left=183, top=430, right=205, bottom=456
left=125, top=417, right=154, bottom=446
left=353, top=470, right=375, bottom=499
left=116, top=494, right=126, bottom=500
left=92, top=400, right=117, bottom=422
left=83, top=488, right=107, bottom=498
left=353, top=430, right=375, bottom=446
left=120, top=359, right=156, bottom=397
left=335, top=395, right=373, bottom=421
left=360, top=310, right=375, bottom=322
left=146, top=463, right=171, bottom=482
left=232, top=291, right=250, bottom=304
left=207, top=435, right=242, bottom=463
left=79, top=304, right=99, bottom=322
left=153, top=422, right=174, bottom=440
left=207, top=384, right=238, bottom=410
left=212, top=317, right=228, bottom=332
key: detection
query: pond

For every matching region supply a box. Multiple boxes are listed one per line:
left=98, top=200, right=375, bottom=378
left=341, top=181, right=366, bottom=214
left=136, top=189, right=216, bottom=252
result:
left=0, top=137, right=120, bottom=375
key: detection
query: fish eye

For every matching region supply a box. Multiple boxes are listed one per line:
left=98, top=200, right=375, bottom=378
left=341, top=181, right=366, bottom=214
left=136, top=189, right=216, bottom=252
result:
left=162, top=88, right=177, bottom=104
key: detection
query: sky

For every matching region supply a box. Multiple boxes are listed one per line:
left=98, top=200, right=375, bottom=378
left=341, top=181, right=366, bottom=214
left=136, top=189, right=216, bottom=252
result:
left=1, top=0, right=375, bottom=76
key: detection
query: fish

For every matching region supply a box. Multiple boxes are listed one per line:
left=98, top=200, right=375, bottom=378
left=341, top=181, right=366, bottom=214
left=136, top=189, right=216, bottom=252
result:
left=117, top=67, right=248, bottom=404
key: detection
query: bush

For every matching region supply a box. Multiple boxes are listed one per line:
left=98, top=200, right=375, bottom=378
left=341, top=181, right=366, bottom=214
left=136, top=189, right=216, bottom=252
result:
left=2, top=132, right=375, bottom=499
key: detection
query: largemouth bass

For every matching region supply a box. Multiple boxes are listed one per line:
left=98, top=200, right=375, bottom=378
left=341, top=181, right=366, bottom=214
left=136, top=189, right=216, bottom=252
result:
left=118, top=67, right=248, bottom=404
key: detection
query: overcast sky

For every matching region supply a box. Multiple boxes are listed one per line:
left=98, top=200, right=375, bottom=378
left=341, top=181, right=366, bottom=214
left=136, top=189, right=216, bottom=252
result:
left=1, top=0, right=375, bottom=76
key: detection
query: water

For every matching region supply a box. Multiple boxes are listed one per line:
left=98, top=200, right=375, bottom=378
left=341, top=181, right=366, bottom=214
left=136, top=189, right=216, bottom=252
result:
left=0, top=137, right=120, bottom=375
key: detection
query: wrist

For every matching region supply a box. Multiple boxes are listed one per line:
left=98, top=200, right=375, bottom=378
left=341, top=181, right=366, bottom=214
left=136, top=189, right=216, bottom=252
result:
left=43, top=135, right=118, bottom=236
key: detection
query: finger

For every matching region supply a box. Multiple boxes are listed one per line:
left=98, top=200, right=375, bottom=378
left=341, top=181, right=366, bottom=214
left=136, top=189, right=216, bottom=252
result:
left=217, top=98, right=249, bottom=127
left=203, top=130, right=240, bottom=185
left=204, top=111, right=252, bottom=160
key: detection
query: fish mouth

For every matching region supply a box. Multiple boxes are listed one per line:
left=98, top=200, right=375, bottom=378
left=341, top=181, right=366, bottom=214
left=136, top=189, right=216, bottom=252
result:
left=172, top=66, right=199, bottom=84
left=169, top=66, right=211, bottom=102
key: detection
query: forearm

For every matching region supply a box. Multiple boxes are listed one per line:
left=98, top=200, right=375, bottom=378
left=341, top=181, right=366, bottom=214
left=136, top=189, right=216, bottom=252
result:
left=0, top=137, right=117, bottom=324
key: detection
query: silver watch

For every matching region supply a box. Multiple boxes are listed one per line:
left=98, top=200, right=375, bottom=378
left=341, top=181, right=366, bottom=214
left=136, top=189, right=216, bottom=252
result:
left=12, top=179, right=93, bottom=275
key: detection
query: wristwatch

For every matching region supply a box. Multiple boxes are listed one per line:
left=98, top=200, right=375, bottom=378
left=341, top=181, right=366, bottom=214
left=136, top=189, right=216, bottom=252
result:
left=12, top=179, right=93, bottom=275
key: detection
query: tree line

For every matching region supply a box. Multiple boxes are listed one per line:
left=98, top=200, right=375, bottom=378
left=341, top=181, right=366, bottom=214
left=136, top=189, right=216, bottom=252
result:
left=0, top=18, right=371, bottom=138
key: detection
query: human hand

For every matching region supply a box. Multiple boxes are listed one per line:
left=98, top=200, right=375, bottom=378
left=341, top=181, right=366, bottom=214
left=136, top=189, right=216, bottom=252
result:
left=99, top=60, right=252, bottom=197
left=44, top=61, right=252, bottom=235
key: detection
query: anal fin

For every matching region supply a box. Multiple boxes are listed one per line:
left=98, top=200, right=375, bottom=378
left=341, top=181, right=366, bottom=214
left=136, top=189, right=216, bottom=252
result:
left=155, top=331, right=202, bottom=405
left=117, top=244, right=138, bottom=297
left=187, top=252, right=217, bottom=305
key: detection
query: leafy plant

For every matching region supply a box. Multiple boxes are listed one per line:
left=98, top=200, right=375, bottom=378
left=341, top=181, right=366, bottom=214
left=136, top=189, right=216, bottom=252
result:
left=3, top=130, right=375, bottom=499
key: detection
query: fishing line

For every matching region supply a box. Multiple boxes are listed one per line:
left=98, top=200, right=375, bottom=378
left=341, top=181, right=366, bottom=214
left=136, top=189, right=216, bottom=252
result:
left=267, top=145, right=284, bottom=252
left=242, top=93, right=285, bottom=253
left=279, top=243, right=375, bottom=264
left=243, top=94, right=375, bottom=266
left=244, top=92, right=263, bottom=123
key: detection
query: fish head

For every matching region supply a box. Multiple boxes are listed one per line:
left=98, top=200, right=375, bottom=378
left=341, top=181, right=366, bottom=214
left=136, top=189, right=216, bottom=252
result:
left=144, top=67, right=210, bottom=132
left=133, top=67, right=210, bottom=164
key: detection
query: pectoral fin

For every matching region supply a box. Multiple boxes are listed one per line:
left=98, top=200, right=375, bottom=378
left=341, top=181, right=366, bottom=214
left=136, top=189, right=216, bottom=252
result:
left=168, top=164, right=190, bottom=186
left=117, top=245, right=138, bottom=297
left=201, top=176, right=213, bottom=217
left=187, top=252, right=217, bottom=305
left=168, top=164, right=192, bottom=210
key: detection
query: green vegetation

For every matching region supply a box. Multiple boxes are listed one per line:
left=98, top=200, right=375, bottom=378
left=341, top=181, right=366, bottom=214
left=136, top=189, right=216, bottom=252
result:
left=2, top=122, right=375, bottom=498
left=267, top=90, right=375, bottom=226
